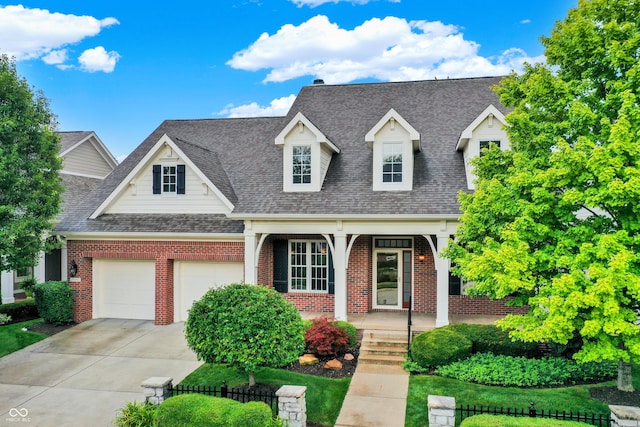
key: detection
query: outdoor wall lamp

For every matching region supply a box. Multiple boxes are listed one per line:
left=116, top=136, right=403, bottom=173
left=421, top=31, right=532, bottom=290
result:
left=417, top=254, right=426, bottom=262
left=69, top=260, right=78, bottom=277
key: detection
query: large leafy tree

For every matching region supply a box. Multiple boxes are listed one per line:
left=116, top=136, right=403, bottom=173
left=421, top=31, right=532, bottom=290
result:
left=446, top=0, right=640, bottom=391
left=0, top=54, right=62, bottom=274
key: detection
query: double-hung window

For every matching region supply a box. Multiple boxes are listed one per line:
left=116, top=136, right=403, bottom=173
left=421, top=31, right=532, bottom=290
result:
left=152, top=164, right=186, bottom=194
left=382, top=142, right=403, bottom=183
left=162, top=166, right=177, bottom=192
left=290, top=240, right=328, bottom=292
left=292, top=145, right=311, bottom=184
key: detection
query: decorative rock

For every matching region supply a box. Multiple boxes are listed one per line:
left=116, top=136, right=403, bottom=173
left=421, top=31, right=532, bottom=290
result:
left=299, top=354, right=319, bottom=365
left=324, top=359, right=343, bottom=370
left=344, top=353, right=354, bottom=361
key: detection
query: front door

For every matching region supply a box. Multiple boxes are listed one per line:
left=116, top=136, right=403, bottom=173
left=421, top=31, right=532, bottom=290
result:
left=374, top=249, right=412, bottom=309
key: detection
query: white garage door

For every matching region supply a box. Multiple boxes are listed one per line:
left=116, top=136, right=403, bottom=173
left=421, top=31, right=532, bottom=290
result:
left=174, top=261, right=243, bottom=322
left=93, top=259, right=155, bottom=320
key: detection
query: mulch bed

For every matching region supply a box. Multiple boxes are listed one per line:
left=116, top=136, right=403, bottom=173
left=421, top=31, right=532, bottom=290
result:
left=280, top=344, right=360, bottom=379
left=26, top=321, right=75, bottom=336
left=590, top=386, right=640, bottom=407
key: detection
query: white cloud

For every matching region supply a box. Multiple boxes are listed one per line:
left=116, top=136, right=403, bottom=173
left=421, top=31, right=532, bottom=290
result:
left=78, top=46, right=120, bottom=73
left=218, top=94, right=297, bottom=118
left=0, top=5, right=119, bottom=70
left=291, top=0, right=399, bottom=7
left=228, top=15, right=542, bottom=83
left=42, top=49, right=68, bottom=65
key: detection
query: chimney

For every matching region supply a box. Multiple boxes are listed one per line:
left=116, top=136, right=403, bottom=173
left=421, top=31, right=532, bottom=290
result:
left=313, top=78, right=325, bottom=85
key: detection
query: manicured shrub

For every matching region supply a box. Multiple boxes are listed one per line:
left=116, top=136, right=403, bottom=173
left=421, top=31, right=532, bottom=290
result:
left=0, top=314, right=11, bottom=325
left=185, top=283, right=305, bottom=386
left=305, top=316, right=350, bottom=356
left=461, top=414, right=591, bottom=426
left=436, top=353, right=617, bottom=387
left=155, top=394, right=280, bottom=427
left=0, top=299, right=39, bottom=323
left=448, top=323, right=539, bottom=357
left=410, top=328, right=472, bottom=369
left=33, top=281, right=73, bottom=325
left=334, top=320, right=358, bottom=347
left=113, top=401, right=157, bottom=427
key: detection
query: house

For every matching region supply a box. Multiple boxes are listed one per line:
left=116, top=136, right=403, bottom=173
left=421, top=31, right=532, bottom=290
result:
left=0, top=131, right=118, bottom=304
left=55, top=76, right=523, bottom=326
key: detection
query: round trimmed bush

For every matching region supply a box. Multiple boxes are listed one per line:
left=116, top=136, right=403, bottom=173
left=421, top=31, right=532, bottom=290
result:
left=448, top=323, right=539, bottom=357
left=33, top=281, right=73, bottom=325
left=410, top=328, right=472, bottom=369
left=185, top=283, right=305, bottom=385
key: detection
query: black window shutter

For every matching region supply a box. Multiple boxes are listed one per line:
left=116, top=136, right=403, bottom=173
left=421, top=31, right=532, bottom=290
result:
left=328, top=250, right=335, bottom=295
left=449, top=271, right=462, bottom=295
left=152, top=165, right=161, bottom=194
left=273, top=240, right=288, bottom=293
left=177, top=165, right=186, bottom=194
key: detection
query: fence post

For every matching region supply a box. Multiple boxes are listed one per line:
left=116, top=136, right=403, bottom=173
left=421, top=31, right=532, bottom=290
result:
left=276, top=385, right=307, bottom=427
left=529, top=402, right=537, bottom=417
left=142, top=377, right=173, bottom=405
left=610, top=405, right=640, bottom=427
left=221, top=381, right=228, bottom=398
left=428, top=395, right=456, bottom=427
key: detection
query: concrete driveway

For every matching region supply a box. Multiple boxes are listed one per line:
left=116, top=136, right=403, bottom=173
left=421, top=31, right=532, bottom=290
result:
left=0, top=318, right=203, bottom=427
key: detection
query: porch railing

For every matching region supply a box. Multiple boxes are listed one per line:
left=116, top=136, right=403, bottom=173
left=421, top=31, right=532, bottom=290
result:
left=407, top=295, right=412, bottom=356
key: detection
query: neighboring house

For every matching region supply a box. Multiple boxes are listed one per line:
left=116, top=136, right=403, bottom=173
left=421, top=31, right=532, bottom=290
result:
left=0, top=131, right=118, bottom=304
left=56, top=76, right=524, bottom=326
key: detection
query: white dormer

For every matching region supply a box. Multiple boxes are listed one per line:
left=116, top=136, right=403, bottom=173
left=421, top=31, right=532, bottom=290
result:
left=366, top=109, right=420, bottom=192
left=275, top=112, right=340, bottom=192
left=456, top=105, right=509, bottom=190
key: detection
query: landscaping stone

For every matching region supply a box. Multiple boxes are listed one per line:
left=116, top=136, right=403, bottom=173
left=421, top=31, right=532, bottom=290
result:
left=299, top=354, right=319, bottom=365
left=324, top=359, right=342, bottom=370
left=344, top=353, right=354, bottom=361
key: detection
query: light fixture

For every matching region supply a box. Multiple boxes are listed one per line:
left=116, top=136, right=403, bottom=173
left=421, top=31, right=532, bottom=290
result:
left=69, top=260, right=78, bottom=277
left=417, top=254, right=426, bottom=262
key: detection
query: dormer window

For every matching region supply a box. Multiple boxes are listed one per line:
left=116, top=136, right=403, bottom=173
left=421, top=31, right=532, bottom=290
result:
left=292, top=145, right=312, bottom=184
left=382, top=142, right=403, bottom=183
left=163, top=166, right=177, bottom=192
left=366, top=109, right=420, bottom=192
left=479, top=140, right=501, bottom=155
left=275, top=112, right=340, bottom=193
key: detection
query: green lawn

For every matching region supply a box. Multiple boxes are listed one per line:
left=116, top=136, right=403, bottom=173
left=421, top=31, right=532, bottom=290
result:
left=180, top=363, right=350, bottom=427
left=0, top=318, right=47, bottom=357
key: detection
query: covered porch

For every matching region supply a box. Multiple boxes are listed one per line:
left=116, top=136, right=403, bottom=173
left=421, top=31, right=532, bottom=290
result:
left=300, top=311, right=503, bottom=333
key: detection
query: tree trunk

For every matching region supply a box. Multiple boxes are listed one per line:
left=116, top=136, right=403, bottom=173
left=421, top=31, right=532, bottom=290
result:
left=618, top=360, right=634, bottom=392
left=249, top=371, right=256, bottom=387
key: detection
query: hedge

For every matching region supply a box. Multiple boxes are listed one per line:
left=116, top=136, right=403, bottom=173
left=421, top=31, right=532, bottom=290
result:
left=461, top=414, right=592, bottom=426
left=0, top=299, right=39, bottom=323
left=33, top=281, right=74, bottom=325
left=410, top=327, right=472, bottom=368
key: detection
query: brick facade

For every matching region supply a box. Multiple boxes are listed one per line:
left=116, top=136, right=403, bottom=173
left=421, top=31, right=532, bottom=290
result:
left=67, top=239, right=244, bottom=325
left=67, top=235, right=522, bottom=326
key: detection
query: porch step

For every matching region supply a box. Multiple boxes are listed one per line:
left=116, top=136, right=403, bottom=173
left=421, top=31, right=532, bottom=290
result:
left=359, top=330, right=408, bottom=367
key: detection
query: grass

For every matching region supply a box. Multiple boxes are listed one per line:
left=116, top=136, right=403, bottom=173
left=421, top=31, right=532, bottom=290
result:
left=0, top=318, right=48, bottom=357
left=180, top=363, right=350, bottom=427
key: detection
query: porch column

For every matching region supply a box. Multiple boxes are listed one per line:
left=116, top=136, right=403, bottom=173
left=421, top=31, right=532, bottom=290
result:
left=333, top=232, right=347, bottom=321
left=34, top=251, right=46, bottom=283
left=244, top=230, right=257, bottom=284
left=1, top=270, right=15, bottom=304
left=435, top=234, right=450, bottom=327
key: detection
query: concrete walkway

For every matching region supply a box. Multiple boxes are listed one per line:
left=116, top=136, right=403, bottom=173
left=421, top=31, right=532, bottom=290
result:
left=335, top=360, right=409, bottom=427
left=0, top=319, right=202, bottom=427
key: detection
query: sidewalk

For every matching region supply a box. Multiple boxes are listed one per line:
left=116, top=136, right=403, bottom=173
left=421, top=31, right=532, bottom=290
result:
left=334, top=333, right=410, bottom=427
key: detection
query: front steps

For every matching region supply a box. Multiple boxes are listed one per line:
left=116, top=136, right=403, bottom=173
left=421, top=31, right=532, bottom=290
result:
left=358, top=330, right=408, bottom=366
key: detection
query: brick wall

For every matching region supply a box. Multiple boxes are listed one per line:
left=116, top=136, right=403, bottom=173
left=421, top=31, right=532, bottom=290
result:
left=66, top=239, right=244, bottom=325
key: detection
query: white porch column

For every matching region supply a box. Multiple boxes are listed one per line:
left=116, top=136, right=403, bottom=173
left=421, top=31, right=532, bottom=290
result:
left=61, top=245, right=68, bottom=280
left=435, top=234, right=450, bottom=327
left=333, top=232, right=347, bottom=321
left=244, top=230, right=257, bottom=285
left=1, top=270, right=15, bottom=304
left=34, top=251, right=46, bottom=283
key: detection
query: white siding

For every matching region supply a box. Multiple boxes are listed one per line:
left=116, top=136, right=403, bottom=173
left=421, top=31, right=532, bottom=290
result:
left=62, top=141, right=113, bottom=178
left=105, top=148, right=231, bottom=214
left=320, top=145, right=333, bottom=184
left=282, top=125, right=323, bottom=192
left=372, top=120, right=413, bottom=191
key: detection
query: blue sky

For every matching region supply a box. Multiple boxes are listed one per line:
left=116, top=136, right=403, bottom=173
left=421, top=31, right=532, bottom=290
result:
left=1, top=0, right=577, bottom=160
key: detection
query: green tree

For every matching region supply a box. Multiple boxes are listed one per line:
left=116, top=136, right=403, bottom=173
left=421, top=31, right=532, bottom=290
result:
left=185, top=283, right=305, bottom=387
left=0, top=54, right=63, bottom=274
left=445, top=0, right=640, bottom=391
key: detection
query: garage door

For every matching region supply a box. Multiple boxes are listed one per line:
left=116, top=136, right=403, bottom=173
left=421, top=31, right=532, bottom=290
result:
left=174, top=261, right=243, bottom=322
left=93, top=259, right=155, bottom=320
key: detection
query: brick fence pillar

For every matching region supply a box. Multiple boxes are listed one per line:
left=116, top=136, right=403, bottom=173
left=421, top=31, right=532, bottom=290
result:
left=276, top=385, right=307, bottom=427
left=610, top=405, right=640, bottom=427
left=428, top=395, right=455, bottom=427
left=142, top=377, right=173, bottom=405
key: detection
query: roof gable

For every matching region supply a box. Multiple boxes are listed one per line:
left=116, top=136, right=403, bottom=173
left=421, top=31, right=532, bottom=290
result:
left=275, top=112, right=340, bottom=153
left=89, top=134, right=235, bottom=218
left=365, top=108, right=421, bottom=152
left=59, top=131, right=118, bottom=175
left=456, top=104, right=506, bottom=151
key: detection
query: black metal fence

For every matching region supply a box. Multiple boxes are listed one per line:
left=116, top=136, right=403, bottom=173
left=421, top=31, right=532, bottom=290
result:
left=457, top=402, right=611, bottom=426
left=169, top=382, right=279, bottom=413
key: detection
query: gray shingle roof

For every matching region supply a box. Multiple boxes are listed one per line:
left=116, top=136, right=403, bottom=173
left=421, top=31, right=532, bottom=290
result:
left=56, top=76, right=507, bottom=234
left=58, top=131, right=93, bottom=152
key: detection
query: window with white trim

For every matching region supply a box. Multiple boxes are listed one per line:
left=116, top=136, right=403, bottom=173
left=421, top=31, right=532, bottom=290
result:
left=479, top=140, right=501, bottom=156
left=292, top=145, right=312, bottom=184
left=290, top=240, right=328, bottom=292
left=163, top=166, right=177, bottom=192
left=382, top=142, right=403, bottom=183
